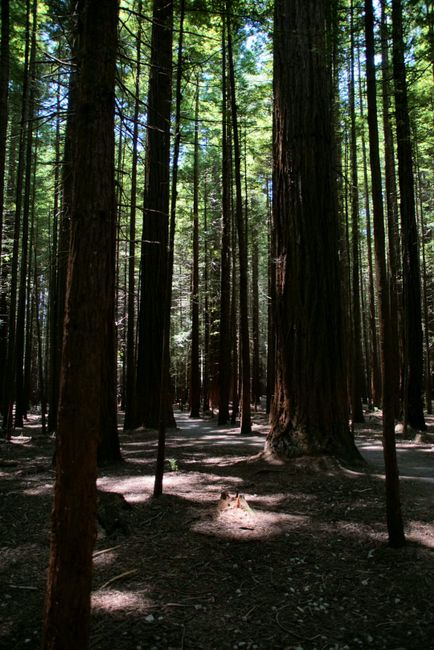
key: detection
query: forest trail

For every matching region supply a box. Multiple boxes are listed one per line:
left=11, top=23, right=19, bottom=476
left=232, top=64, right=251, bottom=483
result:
left=172, top=410, right=434, bottom=485
left=1, top=409, right=433, bottom=650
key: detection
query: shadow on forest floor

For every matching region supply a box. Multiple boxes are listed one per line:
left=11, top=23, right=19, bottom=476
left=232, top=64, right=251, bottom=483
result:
left=0, top=409, right=433, bottom=649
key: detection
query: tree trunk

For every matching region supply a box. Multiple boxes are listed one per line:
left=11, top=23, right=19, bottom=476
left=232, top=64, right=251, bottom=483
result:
left=218, top=18, right=232, bottom=425
left=267, top=0, right=362, bottom=464
left=392, top=0, right=426, bottom=431
left=358, top=55, right=382, bottom=408
left=2, top=0, right=32, bottom=434
left=190, top=77, right=201, bottom=418
left=15, top=0, right=37, bottom=427
left=349, top=0, right=365, bottom=423
left=265, top=178, right=275, bottom=416
left=123, top=0, right=142, bottom=431
left=202, top=174, right=210, bottom=413
left=153, top=0, right=184, bottom=496
left=135, top=0, right=174, bottom=430
left=380, top=0, right=401, bottom=418
left=0, top=0, right=9, bottom=258
left=43, top=1, right=119, bottom=647
left=364, top=0, right=405, bottom=547
left=227, top=7, right=251, bottom=434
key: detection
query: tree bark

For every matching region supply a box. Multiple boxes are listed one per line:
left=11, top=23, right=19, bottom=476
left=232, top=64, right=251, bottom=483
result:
left=227, top=6, right=251, bottom=434
left=349, top=0, right=365, bottom=423
left=123, top=0, right=142, bottom=430
left=190, top=77, right=201, bottom=418
left=267, top=0, right=362, bottom=464
left=392, top=0, right=426, bottom=431
left=135, top=0, right=174, bottom=430
left=43, top=1, right=119, bottom=646
left=0, top=0, right=9, bottom=258
left=365, top=0, right=405, bottom=547
left=218, top=17, right=232, bottom=425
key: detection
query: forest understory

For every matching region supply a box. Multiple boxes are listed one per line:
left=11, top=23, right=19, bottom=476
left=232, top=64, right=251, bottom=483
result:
left=1, top=408, right=433, bottom=650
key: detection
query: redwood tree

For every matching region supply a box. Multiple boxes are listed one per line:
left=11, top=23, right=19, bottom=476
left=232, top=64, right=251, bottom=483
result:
left=134, top=0, right=175, bottom=430
left=392, top=0, right=426, bottom=432
left=43, top=0, right=119, bottom=646
left=266, top=0, right=362, bottom=463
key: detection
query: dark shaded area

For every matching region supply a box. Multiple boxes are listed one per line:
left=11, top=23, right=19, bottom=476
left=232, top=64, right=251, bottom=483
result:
left=0, top=411, right=433, bottom=649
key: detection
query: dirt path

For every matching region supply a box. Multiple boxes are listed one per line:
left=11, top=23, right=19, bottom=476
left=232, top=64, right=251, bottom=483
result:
left=1, top=410, right=433, bottom=650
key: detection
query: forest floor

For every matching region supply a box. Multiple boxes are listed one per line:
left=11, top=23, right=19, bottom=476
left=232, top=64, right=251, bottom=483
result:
left=1, top=408, right=433, bottom=650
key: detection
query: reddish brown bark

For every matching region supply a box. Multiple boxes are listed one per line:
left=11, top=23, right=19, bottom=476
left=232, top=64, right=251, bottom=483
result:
left=43, top=1, right=119, bottom=646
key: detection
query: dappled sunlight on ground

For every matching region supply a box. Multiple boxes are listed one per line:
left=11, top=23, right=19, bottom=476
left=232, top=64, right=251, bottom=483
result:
left=1, top=409, right=434, bottom=649
left=92, top=589, right=153, bottom=613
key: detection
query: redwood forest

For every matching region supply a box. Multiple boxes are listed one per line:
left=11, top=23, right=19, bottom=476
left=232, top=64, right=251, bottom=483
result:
left=0, top=0, right=433, bottom=649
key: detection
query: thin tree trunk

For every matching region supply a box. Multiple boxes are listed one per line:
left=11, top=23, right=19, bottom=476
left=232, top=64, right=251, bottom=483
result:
left=218, top=18, right=232, bottom=425
left=2, top=0, right=32, bottom=434
left=227, top=6, right=251, bottom=434
left=47, top=70, right=61, bottom=432
left=349, top=0, right=365, bottom=423
left=190, top=76, right=201, bottom=418
left=365, top=0, right=405, bottom=547
left=202, top=174, right=210, bottom=413
left=15, top=0, right=37, bottom=427
left=154, top=0, right=183, bottom=497
left=0, top=0, right=9, bottom=258
left=392, top=0, right=426, bottom=431
left=123, top=0, right=142, bottom=430
left=380, top=0, right=401, bottom=418
left=265, top=177, right=275, bottom=416
left=358, top=56, right=382, bottom=407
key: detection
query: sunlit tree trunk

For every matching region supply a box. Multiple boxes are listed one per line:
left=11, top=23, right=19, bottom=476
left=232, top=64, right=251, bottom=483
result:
left=392, top=0, right=426, bottom=431
left=190, top=77, right=201, bottom=418
left=218, top=18, right=232, bottom=425
left=227, top=8, right=251, bottom=434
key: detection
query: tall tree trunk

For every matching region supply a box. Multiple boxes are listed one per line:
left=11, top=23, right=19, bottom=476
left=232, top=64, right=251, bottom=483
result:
left=349, top=0, right=365, bottom=423
left=218, top=18, right=232, bottom=425
left=392, top=0, right=426, bottom=431
left=0, top=0, right=9, bottom=258
left=380, top=0, right=401, bottom=418
left=135, top=0, right=174, bottom=430
left=47, top=70, right=61, bottom=432
left=265, top=178, right=275, bottom=416
left=251, top=227, right=260, bottom=408
left=227, top=7, right=251, bottom=434
left=43, top=1, right=119, bottom=646
left=365, top=0, right=405, bottom=547
left=153, top=0, right=184, bottom=496
left=358, top=55, right=382, bottom=407
left=267, top=0, right=362, bottom=463
left=123, top=0, right=142, bottom=430
left=2, top=0, right=32, bottom=434
left=202, top=174, right=210, bottom=413
left=47, top=16, right=80, bottom=434
left=15, top=0, right=37, bottom=427
left=190, top=77, right=201, bottom=418
left=414, top=143, right=432, bottom=414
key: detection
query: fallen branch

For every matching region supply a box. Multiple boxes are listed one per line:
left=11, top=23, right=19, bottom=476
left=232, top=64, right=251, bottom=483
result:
left=99, top=569, right=138, bottom=590
left=93, top=544, right=122, bottom=558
